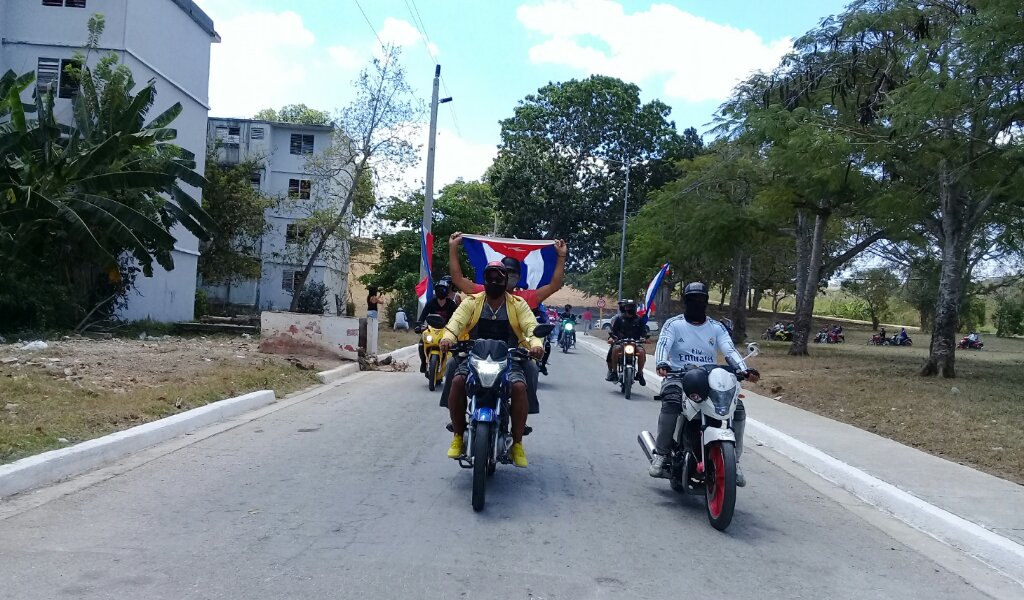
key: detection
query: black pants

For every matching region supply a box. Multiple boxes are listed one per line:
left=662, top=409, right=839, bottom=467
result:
left=654, top=379, right=746, bottom=457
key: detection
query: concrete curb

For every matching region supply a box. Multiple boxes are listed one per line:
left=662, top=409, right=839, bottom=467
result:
left=0, top=390, right=276, bottom=499
left=316, top=362, right=360, bottom=384
left=378, top=344, right=418, bottom=364
left=747, top=420, right=1024, bottom=587
left=575, top=337, right=1024, bottom=585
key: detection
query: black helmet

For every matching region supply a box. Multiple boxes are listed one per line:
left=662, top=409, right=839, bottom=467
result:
left=564, top=304, right=572, bottom=311
left=683, top=282, right=709, bottom=298
left=623, top=299, right=638, bottom=315
left=618, top=299, right=626, bottom=312
left=501, top=256, right=521, bottom=274
left=433, top=280, right=449, bottom=297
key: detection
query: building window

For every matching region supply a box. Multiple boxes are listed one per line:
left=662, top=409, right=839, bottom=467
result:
left=249, top=172, right=261, bottom=191
left=289, top=134, right=314, bottom=155
left=285, top=223, right=310, bottom=244
left=36, top=57, right=81, bottom=99
left=215, top=125, right=240, bottom=145
left=43, top=0, right=87, bottom=7
left=288, top=178, right=311, bottom=200
left=250, top=127, right=265, bottom=140
left=282, top=270, right=305, bottom=292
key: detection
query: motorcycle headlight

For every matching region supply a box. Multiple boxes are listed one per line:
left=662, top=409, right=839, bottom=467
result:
left=470, top=356, right=507, bottom=389
left=565, top=323, right=574, bottom=331
left=624, top=344, right=635, bottom=355
left=425, top=334, right=433, bottom=343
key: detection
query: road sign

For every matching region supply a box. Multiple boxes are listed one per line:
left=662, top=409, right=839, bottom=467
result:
left=597, top=298, right=606, bottom=309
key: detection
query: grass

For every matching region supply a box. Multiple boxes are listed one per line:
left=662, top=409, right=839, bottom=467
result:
left=742, top=316, right=1024, bottom=484
left=0, top=361, right=317, bottom=464
left=377, top=327, right=417, bottom=353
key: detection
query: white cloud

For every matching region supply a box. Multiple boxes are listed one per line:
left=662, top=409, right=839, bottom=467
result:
left=378, top=17, right=440, bottom=57
left=517, top=0, right=792, bottom=103
left=383, top=125, right=496, bottom=199
left=327, top=45, right=362, bottom=69
left=207, top=10, right=319, bottom=117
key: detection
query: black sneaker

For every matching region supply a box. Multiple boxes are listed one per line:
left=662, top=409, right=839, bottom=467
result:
left=605, top=371, right=617, bottom=382
left=538, top=363, right=548, bottom=376
left=637, top=372, right=646, bottom=387
left=419, top=362, right=426, bottom=373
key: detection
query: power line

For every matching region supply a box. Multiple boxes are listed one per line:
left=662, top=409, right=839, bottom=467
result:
left=352, top=0, right=384, bottom=47
left=402, top=0, right=464, bottom=137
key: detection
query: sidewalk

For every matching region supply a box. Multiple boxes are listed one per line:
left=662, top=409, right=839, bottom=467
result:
left=577, top=334, right=1024, bottom=585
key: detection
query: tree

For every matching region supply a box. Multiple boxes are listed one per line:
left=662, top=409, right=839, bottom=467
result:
left=286, top=45, right=422, bottom=312
left=487, top=76, right=686, bottom=269
left=197, top=147, right=274, bottom=300
left=841, top=268, right=901, bottom=329
left=0, top=16, right=214, bottom=331
left=362, top=181, right=496, bottom=320
left=253, top=103, right=332, bottom=126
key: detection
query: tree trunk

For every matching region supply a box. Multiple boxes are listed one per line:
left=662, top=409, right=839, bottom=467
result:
left=922, top=164, right=968, bottom=378
left=719, top=287, right=728, bottom=308
left=790, top=210, right=828, bottom=356
left=871, top=314, right=879, bottom=330
left=750, top=288, right=764, bottom=315
left=729, top=251, right=750, bottom=343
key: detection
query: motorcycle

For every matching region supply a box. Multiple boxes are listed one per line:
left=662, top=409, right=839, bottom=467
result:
left=815, top=329, right=846, bottom=344
left=616, top=338, right=645, bottom=399
left=889, top=334, right=913, bottom=347
left=559, top=318, right=576, bottom=353
left=958, top=336, right=983, bottom=350
left=420, top=315, right=449, bottom=391
left=813, top=329, right=829, bottom=343
left=638, top=342, right=759, bottom=531
left=449, top=323, right=554, bottom=512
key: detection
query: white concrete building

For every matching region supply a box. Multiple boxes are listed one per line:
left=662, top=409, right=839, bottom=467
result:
left=0, top=0, right=219, bottom=323
left=202, top=118, right=352, bottom=315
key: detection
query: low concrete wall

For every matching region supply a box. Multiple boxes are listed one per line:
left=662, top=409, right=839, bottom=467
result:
left=259, top=311, right=360, bottom=360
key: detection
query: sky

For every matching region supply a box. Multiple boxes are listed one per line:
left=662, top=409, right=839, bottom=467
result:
left=193, top=0, right=852, bottom=193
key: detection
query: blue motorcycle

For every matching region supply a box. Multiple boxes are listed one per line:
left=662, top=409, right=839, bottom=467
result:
left=453, top=324, right=554, bottom=511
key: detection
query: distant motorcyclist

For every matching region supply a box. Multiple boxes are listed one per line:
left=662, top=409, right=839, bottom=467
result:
left=605, top=300, right=628, bottom=365
left=967, top=331, right=980, bottom=344
left=606, top=299, right=650, bottom=385
left=557, top=304, right=577, bottom=346
left=898, top=327, right=909, bottom=344
left=649, top=282, right=760, bottom=486
left=415, top=280, right=459, bottom=374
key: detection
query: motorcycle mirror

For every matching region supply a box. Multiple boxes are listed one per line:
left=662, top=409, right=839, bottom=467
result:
left=534, top=324, right=554, bottom=338
left=425, top=314, right=446, bottom=329
left=746, top=342, right=760, bottom=358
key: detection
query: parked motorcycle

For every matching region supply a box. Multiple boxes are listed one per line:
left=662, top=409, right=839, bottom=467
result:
left=958, top=336, right=984, bottom=350
left=638, top=343, right=759, bottom=531
left=451, top=323, right=554, bottom=511
left=420, top=315, right=449, bottom=391
left=616, top=338, right=645, bottom=399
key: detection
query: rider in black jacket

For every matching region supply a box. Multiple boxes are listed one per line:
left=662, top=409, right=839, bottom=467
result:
left=415, top=280, right=459, bottom=374
left=606, top=299, right=650, bottom=385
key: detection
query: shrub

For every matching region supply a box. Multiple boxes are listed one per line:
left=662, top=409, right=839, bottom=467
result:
left=294, top=282, right=328, bottom=315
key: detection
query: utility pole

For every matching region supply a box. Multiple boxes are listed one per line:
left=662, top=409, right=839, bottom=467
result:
left=420, top=64, right=452, bottom=292
left=616, top=160, right=631, bottom=302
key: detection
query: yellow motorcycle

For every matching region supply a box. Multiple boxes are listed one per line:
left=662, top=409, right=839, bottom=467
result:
left=421, top=315, right=450, bottom=391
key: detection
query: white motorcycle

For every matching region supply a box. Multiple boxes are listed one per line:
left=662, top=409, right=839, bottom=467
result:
left=638, top=343, right=759, bottom=531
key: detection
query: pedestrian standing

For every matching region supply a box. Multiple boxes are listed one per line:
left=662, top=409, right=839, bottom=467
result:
left=582, top=308, right=594, bottom=331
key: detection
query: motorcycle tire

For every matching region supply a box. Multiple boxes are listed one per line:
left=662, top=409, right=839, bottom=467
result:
left=623, top=365, right=634, bottom=399
left=705, top=441, right=737, bottom=531
left=905, top=339, right=913, bottom=346
left=472, top=421, right=491, bottom=512
left=428, top=355, right=439, bottom=392
left=562, top=339, right=568, bottom=354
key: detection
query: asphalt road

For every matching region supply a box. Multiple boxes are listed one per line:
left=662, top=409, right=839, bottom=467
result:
left=0, top=342, right=993, bottom=599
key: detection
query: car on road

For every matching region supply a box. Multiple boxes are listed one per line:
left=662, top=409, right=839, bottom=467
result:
left=596, top=317, right=659, bottom=331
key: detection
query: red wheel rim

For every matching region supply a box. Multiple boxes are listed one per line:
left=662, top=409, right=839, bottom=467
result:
left=708, top=444, right=725, bottom=518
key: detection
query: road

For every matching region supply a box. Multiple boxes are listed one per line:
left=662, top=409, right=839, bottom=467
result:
left=0, top=340, right=994, bottom=599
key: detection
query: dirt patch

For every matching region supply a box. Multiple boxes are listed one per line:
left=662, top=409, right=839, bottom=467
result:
left=0, top=335, right=344, bottom=463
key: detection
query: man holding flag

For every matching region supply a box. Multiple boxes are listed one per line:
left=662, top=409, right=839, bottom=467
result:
left=447, top=232, right=568, bottom=309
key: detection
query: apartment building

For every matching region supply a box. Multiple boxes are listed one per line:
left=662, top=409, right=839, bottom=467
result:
left=202, top=118, right=352, bottom=314
left=0, top=0, right=219, bottom=322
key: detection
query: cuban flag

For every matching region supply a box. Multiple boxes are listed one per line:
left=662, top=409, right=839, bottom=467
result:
left=461, top=235, right=558, bottom=290
left=415, top=230, right=434, bottom=313
left=643, top=263, right=670, bottom=323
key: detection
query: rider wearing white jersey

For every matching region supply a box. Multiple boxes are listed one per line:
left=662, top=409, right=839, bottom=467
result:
left=650, top=282, right=759, bottom=486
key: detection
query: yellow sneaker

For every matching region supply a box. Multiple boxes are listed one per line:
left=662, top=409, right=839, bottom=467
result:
left=511, top=443, right=528, bottom=468
left=447, top=435, right=464, bottom=459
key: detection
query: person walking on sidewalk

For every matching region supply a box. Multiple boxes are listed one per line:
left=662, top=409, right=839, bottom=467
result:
left=582, top=309, right=593, bottom=331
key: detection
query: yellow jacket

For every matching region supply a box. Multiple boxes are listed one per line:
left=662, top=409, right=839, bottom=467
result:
left=442, top=292, right=543, bottom=349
